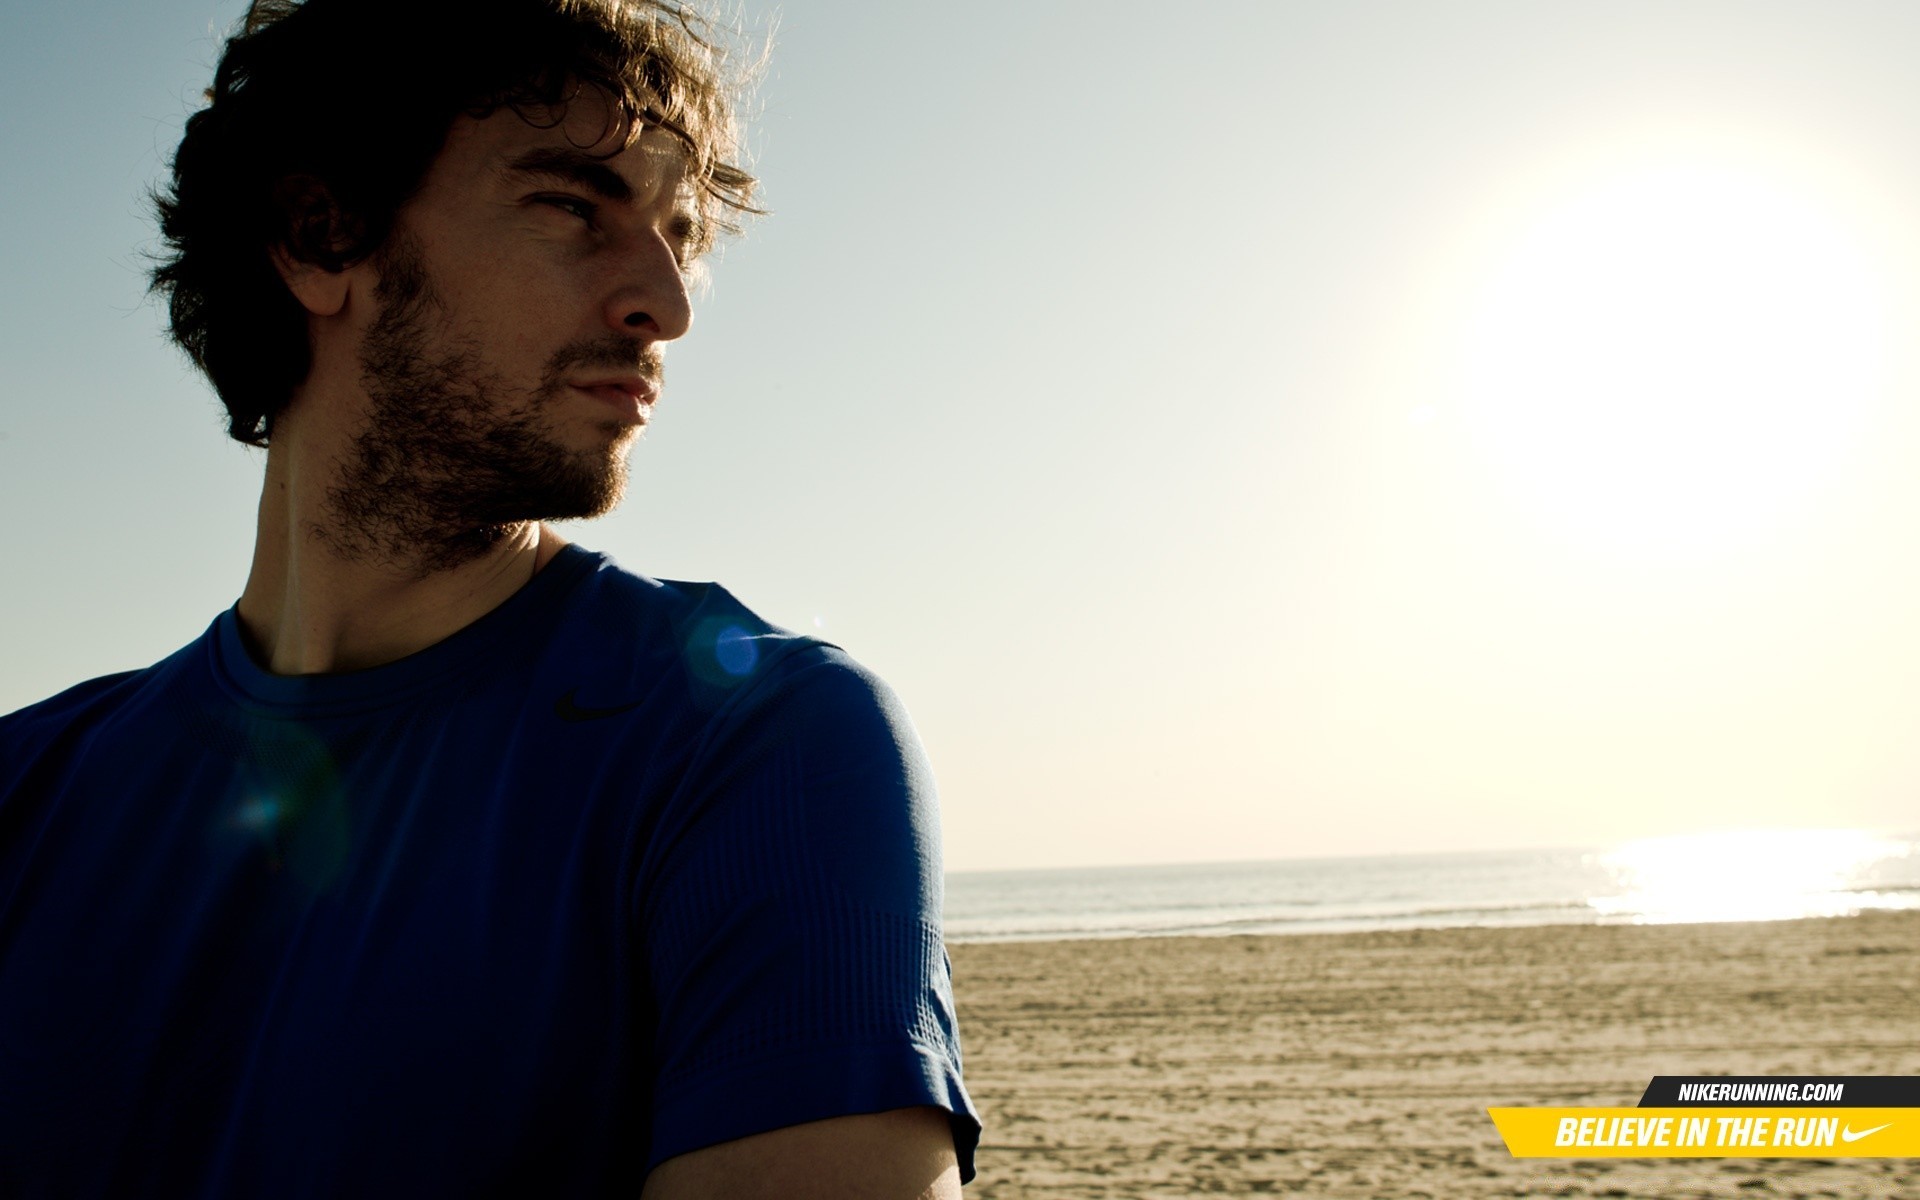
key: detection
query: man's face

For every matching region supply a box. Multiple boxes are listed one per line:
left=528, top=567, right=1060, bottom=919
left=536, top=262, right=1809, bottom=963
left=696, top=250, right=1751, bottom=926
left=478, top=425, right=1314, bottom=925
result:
left=323, top=98, right=700, bottom=568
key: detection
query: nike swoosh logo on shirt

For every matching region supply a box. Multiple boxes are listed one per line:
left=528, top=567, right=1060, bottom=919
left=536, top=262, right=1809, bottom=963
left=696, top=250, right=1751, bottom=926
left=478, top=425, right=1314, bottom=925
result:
left=1842, top=1123, right=1893, bottom=1143
left=554, top=689, right=645, bottom=723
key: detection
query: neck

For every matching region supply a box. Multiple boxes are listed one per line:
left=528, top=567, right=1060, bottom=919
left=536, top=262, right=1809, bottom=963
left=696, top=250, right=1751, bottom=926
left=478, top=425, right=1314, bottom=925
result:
left=234, top=414, right=567, bottom=677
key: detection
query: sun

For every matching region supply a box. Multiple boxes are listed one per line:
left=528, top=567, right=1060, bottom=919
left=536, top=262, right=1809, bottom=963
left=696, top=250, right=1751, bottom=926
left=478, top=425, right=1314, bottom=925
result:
left=1455, top=159, right=1887, bottom=557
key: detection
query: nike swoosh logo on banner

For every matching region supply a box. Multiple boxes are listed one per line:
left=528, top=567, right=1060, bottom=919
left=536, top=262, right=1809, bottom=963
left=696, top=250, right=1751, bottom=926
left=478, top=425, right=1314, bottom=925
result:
left=554, top=689, right=645, bottom=723
left=1842, top=1123, right=1893, bottom=1143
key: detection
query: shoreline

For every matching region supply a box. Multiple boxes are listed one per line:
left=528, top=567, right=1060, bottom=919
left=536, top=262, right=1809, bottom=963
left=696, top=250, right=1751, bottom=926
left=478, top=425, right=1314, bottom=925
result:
left=950, top=909, right=1920, bottom=1198
left=946, top=904, right=1912, bottom=947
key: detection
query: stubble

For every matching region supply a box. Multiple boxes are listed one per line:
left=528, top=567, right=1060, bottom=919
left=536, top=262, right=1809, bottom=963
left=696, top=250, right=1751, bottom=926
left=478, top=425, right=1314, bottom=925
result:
left=318, top=231, right=653, bottom=575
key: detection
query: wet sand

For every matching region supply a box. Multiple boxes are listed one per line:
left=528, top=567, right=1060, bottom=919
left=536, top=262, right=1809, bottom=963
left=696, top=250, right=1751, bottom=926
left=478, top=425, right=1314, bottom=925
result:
left=950, top=910, right=1920, bottom=1198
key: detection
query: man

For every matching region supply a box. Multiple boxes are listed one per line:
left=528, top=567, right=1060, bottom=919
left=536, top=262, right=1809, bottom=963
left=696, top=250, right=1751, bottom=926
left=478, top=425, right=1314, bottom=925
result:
left=0, top=1, right=978, bottom=1195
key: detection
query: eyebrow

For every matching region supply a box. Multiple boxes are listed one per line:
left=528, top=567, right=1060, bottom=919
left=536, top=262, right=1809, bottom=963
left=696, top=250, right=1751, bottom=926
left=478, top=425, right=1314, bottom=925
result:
left=504, top=144, right=709, bottom=259
left=504, top=147, right=635, bottom=203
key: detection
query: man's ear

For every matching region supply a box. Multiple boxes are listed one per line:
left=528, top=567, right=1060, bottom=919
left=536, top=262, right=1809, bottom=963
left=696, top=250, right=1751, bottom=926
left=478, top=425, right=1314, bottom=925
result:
left=271, top=245, right=351, bottom=317
left=270, top=175, right=356, bottom=318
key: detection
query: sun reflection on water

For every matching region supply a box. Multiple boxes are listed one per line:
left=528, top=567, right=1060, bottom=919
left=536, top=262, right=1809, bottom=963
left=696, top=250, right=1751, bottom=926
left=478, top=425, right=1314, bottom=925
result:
left=1590, top=829, right=1917, bottom=925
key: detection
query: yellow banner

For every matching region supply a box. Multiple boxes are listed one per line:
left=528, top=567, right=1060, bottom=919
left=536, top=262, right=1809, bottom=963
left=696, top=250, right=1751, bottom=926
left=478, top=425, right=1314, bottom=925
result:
left=1488, top=1108, right=1920, bottom=1157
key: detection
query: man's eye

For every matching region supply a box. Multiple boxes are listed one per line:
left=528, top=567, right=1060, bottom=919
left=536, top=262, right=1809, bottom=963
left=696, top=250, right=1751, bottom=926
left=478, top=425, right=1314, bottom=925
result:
left=535, top=195, right=595, bottom=223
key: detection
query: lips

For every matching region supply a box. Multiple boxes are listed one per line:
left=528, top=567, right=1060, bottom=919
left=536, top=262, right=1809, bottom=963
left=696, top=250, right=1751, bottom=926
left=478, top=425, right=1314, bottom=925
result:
left=570, top=377, right=658, bottom=423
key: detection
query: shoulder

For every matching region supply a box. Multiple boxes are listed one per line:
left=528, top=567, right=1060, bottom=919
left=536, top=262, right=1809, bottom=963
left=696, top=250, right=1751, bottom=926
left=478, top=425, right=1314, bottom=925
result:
left=2, top=670, right=144, bottom=728
left=1, top=663, right=168, bottom=749
left=548, top=551, right=937, bottom=871
left=561, top=554, right=944, bottom=912
left=0, top=662, right=173, bottom=795
left=564, top=552, right=819, bottom=673
left=553, top=548, right=907, bottom=732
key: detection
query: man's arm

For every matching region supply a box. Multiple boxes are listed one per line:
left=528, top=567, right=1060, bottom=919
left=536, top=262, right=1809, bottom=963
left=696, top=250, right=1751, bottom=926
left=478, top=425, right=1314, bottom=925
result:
left=640, top=1106, right=963, bottom=1200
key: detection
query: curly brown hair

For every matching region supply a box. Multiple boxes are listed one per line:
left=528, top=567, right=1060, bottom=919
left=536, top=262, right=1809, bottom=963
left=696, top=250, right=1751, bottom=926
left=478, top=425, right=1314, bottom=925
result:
left=150, top=0, right=760, bottom=447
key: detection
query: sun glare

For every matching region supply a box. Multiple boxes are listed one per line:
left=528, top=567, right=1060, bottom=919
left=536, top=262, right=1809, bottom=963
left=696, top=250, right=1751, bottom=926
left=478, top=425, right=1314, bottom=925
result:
left=1458, top=159, right=1887, bottom=556
left=1592, top=829, right=1914, bottom=925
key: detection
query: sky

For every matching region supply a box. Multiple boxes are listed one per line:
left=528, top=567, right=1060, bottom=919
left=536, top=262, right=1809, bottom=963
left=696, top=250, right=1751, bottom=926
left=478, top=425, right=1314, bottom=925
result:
left=7, top=2, right=1920, bottom=873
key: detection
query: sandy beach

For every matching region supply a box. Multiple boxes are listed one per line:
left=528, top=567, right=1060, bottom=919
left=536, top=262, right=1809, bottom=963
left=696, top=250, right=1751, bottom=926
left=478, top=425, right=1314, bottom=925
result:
left=950, top=910, right=1920, bottom=1198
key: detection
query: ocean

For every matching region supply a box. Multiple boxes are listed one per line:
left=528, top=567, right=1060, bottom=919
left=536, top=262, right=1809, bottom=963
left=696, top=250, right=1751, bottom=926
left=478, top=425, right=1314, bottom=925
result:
left=941, top=829, right=1920, bottom=943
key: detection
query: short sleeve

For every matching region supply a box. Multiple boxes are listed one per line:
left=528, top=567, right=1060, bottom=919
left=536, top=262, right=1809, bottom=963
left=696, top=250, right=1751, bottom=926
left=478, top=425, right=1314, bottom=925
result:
left=634, top=647, right=980, bottom=1181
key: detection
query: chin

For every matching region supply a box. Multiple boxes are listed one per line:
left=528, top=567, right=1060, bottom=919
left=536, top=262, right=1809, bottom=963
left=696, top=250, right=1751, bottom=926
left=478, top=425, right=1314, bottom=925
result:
left=541, top=447, right=632, bottom=522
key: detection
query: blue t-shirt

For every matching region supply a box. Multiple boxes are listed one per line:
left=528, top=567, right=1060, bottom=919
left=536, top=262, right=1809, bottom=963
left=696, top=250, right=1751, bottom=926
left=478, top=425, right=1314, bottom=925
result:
left=0, top=545, right=979, bottom=1196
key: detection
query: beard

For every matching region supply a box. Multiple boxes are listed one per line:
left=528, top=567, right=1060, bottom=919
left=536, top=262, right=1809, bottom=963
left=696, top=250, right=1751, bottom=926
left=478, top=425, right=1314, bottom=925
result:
left=318, top=231, right=656, bottom=574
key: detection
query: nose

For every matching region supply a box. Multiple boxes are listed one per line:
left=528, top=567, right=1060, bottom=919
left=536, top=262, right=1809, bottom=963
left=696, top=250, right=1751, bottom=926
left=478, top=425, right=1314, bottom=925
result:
left=601, top=234, right=693, bottom=342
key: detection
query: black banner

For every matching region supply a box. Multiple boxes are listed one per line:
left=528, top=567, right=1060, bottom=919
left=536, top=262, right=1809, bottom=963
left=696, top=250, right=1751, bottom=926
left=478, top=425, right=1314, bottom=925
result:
left=1638, top=1077, right=1920, bottom=1107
